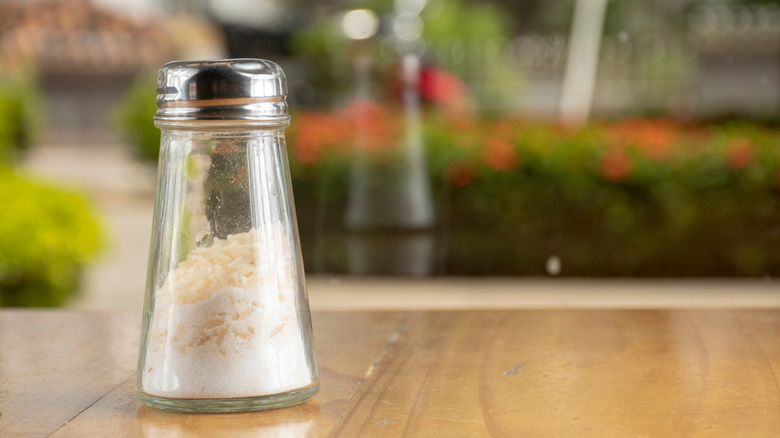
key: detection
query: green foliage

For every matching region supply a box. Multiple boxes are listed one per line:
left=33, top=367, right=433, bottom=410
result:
left=289, top=15, right=353, bottom=105
left=423, top=0, right=510, bottom=41
left=0, top=77, right=43, bottom=163
left=115, top=75, right=160, bottom=163
left=0, top=170, right=104, bottom=306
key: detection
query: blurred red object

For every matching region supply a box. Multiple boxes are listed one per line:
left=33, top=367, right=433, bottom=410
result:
left=386, top=63, right=471, bottom=114
left=419, top=67, right=469, bottom=109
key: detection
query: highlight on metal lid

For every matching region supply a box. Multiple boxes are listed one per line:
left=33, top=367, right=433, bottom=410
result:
left=154, top=58, right=289, bottom=124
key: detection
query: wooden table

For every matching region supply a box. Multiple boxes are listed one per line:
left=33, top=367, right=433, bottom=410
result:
left=1, top=309, right=778, bottom=437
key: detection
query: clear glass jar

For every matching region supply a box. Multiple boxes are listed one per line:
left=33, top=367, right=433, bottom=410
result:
left=137, top=59, right=318, bottom=413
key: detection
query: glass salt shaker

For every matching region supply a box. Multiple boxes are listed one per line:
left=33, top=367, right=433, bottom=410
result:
left=137, top=59, right=319, bottom=413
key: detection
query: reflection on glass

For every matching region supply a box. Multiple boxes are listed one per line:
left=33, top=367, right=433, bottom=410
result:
left=135, top=403, right=318, bottom=438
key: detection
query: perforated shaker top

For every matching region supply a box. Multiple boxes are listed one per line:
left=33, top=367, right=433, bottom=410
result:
left=155, top=59, right=289, bottom=124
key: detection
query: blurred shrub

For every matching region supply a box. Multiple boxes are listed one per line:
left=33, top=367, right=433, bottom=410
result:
left=115, top=74, right=159, bottom=164
left=288, top=109, right=780, bottom=277
left=0, top=170, right=104, bottom=306
left=0, top=77, right=42, bottom=163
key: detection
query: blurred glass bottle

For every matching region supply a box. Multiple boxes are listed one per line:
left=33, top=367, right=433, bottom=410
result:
left=342, top=4, right=437, bottom=275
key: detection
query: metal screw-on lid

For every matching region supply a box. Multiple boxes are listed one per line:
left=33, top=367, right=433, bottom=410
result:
left=155, top=59, right=289, bottom=125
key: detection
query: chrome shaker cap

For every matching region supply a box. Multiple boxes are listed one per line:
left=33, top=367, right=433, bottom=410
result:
left=155, top=59, right=289, bottom=125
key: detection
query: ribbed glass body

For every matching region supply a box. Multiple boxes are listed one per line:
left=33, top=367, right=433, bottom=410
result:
left=137, top=124, right=318, bottom=413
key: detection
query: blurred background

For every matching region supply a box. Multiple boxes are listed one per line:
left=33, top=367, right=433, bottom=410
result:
left=2, top=0, right=780, bottom=308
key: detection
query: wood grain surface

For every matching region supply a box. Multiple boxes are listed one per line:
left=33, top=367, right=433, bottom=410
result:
left=0, top=309, right=777, bottom=437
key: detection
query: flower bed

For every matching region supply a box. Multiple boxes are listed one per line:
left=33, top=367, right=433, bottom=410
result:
left=288, top=112, right=780, bottom=276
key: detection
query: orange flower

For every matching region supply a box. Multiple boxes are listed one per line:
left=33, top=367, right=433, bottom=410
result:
left=600, top=148, right=632, bottom=182
left=446, top=160, right=477, bottom=187
left=491, top=120, right=520, bottom=142
left=339, top=99, right=402, bottom=154
left=725, top=138, right=755, bottom=169
left=483, top=138, right=518, bottom=172
left=293, top=112, right=350, bottom=165
left=604, top=118, right=677, bottom=159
